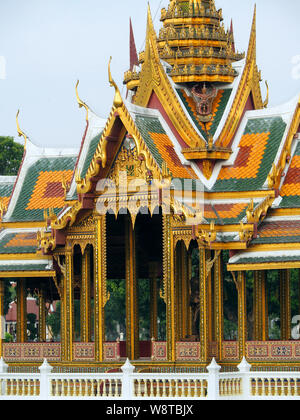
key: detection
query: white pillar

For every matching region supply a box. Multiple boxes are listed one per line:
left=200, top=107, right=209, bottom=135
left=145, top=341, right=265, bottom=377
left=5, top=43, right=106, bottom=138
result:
left=121, top=359, right=135, bottom=399
left=238, top=357, right=251, bottom=399
left=39, top=359, right=53, bottom=400
left=207, top=358, right=221, bottom=400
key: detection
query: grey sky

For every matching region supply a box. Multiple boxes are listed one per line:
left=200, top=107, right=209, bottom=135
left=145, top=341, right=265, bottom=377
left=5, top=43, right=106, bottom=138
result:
left=0, top=0, right=300, bottom=148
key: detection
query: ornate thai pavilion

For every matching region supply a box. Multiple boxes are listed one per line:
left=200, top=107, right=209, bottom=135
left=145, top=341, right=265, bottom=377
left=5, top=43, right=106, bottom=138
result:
left=1, top=0, right=300, bottom=369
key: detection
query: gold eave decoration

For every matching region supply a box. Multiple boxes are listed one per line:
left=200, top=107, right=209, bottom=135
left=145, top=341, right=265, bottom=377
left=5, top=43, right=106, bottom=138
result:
left=246, top=195, right=275, bottom=224
left=228, top=252, right=300, bottom=271
left=51, top=201, right=83, bottom=231
left=181, top=147, right=232, bottom=160
left=123, top=70, right=140, bottom=90
left=37, top=229, right=56, bottom=254
left=0, top=270, right=56, bottom=278
left=171, top=74, right=235, bottom=84
left=133, top=5, right=206, bottom=149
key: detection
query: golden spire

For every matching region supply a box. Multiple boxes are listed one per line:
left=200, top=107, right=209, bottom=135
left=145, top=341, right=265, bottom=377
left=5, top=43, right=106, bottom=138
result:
left=16, top=110, right=28, bottom=150
left=75, top=80, right=89, bottom=122
left=108, top=57, right=123, bottom=108
left=157, top=0, right=244, bottom=84
left=246, top=4, right=257, bottom=64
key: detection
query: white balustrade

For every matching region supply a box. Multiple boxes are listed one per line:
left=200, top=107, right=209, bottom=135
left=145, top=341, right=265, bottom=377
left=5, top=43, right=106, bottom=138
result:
left=0, top=356, right=299, bottom=400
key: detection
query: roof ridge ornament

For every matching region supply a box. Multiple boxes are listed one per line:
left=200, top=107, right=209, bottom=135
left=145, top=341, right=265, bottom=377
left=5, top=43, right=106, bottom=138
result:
left=16, top=110, right=28, bottom=150
left=263, top=81, right=269, bottom=109
left=75, top=80, right=89, bottom=122
left=108, top=57, right=123, bottom=108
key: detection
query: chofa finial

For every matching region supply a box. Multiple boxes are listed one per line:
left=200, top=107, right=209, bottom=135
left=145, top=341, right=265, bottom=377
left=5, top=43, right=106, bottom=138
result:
left=75, top=80, right=89, bottom=122
left=16, top=110, right=27, bottom=150
left=108, top=57, right=123, bottom=108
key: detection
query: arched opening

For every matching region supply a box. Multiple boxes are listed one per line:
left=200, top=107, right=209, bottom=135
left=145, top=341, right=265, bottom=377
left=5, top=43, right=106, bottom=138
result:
left=105, top=207, right=163, bottom=360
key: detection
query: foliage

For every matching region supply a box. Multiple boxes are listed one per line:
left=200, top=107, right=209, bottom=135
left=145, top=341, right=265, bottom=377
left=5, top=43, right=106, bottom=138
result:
left=4, top=333, right=13, bottom=343
left=27, top=313, right=38, bottom=341
left=105, top=278, right=166, bottom=341
left=0, top=137, right=24, bottom=315
left=0, top=136, right=24, bottom=176
left=46, top=302, right=61, bottom=341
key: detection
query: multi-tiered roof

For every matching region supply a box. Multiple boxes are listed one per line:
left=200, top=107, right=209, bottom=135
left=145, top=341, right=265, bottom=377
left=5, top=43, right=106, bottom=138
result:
left=0, top=0, right=298, bottom=278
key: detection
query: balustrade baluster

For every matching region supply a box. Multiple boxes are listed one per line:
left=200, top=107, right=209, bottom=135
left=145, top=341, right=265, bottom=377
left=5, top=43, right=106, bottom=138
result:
left=5, top=379, right=9, bottom=396
left=96, top=379, right=101, bottom=396
left=16, top=379, right=20, bottom=396
left=187, top=379, right=192, bottom=398
left=149, top=379, right=154, bottom=398
left=108, top=379, right=113, bottom=398
left=103, top=379, right=108, bottom=397
left=136, top=379, right=141, bottom=397
left=261, top=378, right=266, bottom=396
left=78, top=379, right=82, bottom=397
left=174, top=379, right=178, bottom=397
left=267, top=379, right=271, bottom=397
left=255, top=378, right=259, bottom=396
left=162, top=380, right=167, bottom=398
left=274, top=378, right=278, bottom=397
left=288, top=378, right=292, bottom=397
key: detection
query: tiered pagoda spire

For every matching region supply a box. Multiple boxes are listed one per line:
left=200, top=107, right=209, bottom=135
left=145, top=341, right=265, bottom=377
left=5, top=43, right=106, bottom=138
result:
left=158, top=0, right=244, bottom=84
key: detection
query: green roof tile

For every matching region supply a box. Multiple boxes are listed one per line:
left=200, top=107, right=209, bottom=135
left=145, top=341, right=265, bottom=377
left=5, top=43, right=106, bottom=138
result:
left=9, top=157, right=77, bottom=222
left=212, top=116, right=287, bottom=192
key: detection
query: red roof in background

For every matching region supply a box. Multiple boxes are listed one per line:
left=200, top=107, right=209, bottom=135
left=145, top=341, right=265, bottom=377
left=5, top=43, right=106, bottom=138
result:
left=5, top=299, right=57, bottom=322
left=6, top=298, right=39, bottom=322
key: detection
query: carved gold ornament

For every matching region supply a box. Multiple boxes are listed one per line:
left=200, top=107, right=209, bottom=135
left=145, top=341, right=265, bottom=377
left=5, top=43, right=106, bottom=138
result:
left=75, top=80, right=89, bottom=122
left=16, top=110, right=28, bottom=149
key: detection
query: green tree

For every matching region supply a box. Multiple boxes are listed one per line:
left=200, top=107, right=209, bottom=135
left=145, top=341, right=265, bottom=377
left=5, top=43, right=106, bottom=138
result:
left=27, top=313, right=38, bottom=341
left=47, top=302, right=61, bottom=340
left=0, top=137, right=24, bottom=175
left=0, top=137, right=24, bottom=314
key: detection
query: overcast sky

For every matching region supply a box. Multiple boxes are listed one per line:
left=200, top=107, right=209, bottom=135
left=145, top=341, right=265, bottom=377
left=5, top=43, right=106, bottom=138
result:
left=0, top=0, right=300, bottom=148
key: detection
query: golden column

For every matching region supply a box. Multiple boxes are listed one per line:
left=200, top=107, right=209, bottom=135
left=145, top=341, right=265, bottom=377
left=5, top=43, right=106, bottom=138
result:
left=187, top=249, right=193, bottom=336
left=175, top=244, right=182, bottom=341
left=125, top=215, right=139, bottom=360
left=149, top=262, right=158, bottom=341
left=206, top=249, right=213, bottom=345
left=94, top=214, right=107, bottom=362
left=174, top=242, right=189, bottom=341
left=81, top=247, right=92, bottom=343
left=0, top=280, right=4, bottom=357
left=198, top=246, right=209, bottom=363
left=61, top=248, right=74, bottom=362
left=163, top=215, right=176, bottom=362
left=253, top=271, right=268, bottom=341
left=214, top=251, right=224, bottom=361
left=16, top=279, right=27, bottom=343
left=38, top=288, right=47, bottom=342
left=236, top=271, right=247, bottom=360
left=280, top=269, right=291, bottom=341
left=180, top=243, right=189, bottom=340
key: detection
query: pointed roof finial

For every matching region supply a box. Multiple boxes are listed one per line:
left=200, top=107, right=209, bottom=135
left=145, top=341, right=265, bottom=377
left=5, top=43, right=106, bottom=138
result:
left=246, top=4, right=257, bottom=63
left=108, top=57, right=123, bottom=108
left=75, top=80, right=89, bottom=122
left=130, top=18, right=139, bottom=71
left=230, top=19, right=235, bottom=53
left=16, top=110, right=27, bottom=150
